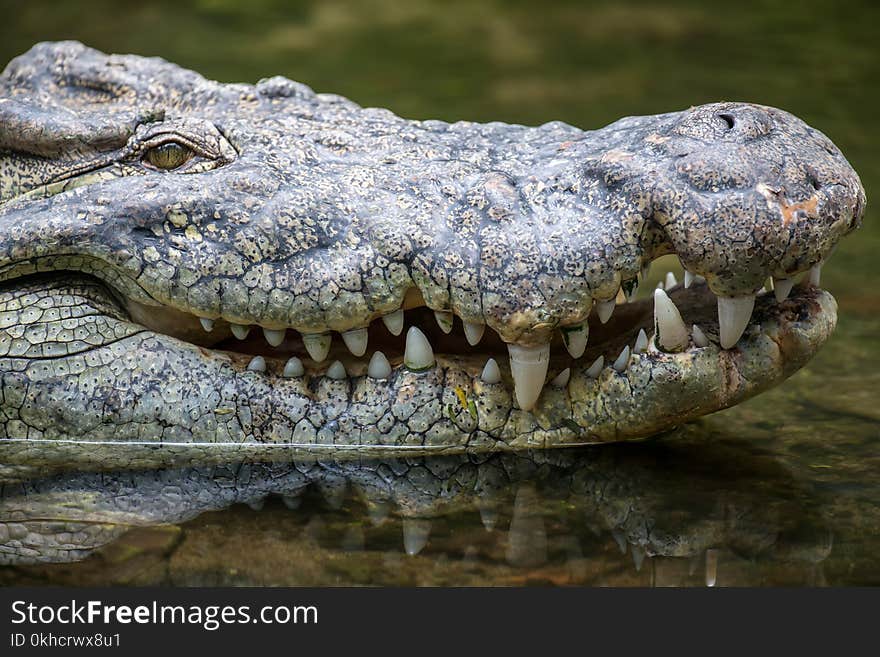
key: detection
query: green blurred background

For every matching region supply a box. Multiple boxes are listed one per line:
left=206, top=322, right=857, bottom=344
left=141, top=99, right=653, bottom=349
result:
left=1, top=0, right=878, bottom=584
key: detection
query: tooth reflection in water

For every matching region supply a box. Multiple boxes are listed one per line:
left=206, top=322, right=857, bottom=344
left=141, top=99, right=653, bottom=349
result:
left=0, top=433, right=832, bottom=586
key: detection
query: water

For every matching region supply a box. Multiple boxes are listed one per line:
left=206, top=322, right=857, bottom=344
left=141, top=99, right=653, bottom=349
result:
left=0, top=0, right=876, bottom=586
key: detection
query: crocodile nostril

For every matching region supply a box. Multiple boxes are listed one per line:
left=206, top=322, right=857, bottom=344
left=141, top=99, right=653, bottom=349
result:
left=717, top=113, right=735, bottom=130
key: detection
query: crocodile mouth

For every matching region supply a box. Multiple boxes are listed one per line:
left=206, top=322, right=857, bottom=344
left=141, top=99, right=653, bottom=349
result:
left=104, top=257, right=833, bottom=412
left=0, top=252, right=839, bottom=471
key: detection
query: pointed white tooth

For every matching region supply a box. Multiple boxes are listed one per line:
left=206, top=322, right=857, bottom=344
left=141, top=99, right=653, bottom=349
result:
left=367, top=351, right=392, bottom=379
left=263, top=327, right=286, bottom=347
left=612, top=529, right=628, bottom=554
left=612, top=345, right=630, bottom=372
left=402, top=518, right=431, bottom=556
left=615, top=288, right=627, bottom=304
left=633, top=328, right=648, bottom=354
left=705, top=549, right=718, bottom=587
left=808, top=263, right=822, bottom=286
left=341, top=327, right=368, bottom=356
left=434, top=310, right=454, bottom=334
left=246, top=498, right=265, bottom=511
left=325, top=360, right=347, bottom=380
left=692, top=324, right=709, bottom=348
left=302, top=333, right=331, bottom=362
left=684, top=269, right=695, bottom=288
left=381, top=309, right=404, bottom=336
left=550, top=368, right=570, bottom=388
left=561, top=323, right=588, bottom=359
left=230, top=323, right=251, bottom=340
left=773, top=277, right=795, bottom=302
left=404, top=326, right=434, bottom=370
left=246, top=356, right=266, bottom=372
left=283, top=357, right=304, bottom=377
left=656, top=280, right=665, bottom=290
left=507, top=343, right=550, bottom=411
left=665, top=271, right=678, bottom=289
left=585, top=355, right=604, bottom=378
left=199, top=317, right=214, bottom=332
left=463, top=321, right=485, bottom=346
left=596, top=298, right=616, bottom=324
left=479, top=505, right=498, bottom=532
left=653, top=288, right=689, bottom=352
left=717, top=294, right=756, bottom=349
left=632, top=545, right=646, bottom=572
left=480, top=358, right=501, bottom=384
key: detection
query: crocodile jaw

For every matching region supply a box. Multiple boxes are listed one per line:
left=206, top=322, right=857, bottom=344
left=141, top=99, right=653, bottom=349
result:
left=0, top=271, right=836, bottom=473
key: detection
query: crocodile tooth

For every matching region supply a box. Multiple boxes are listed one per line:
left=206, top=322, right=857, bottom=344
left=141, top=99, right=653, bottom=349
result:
left=302, top=333, right=331, bottom=362
left=480, top=358, right=501, bottom=384
left=653, top=288, right=689, bottom=352
left=434, top=310, right=454, bottom=334
left=326, top=360, right=347, bottom=380
left=692, top=324, right=709, bottom=348
left=463, top=321, right=485, bottom=346
left=632, top=545, right=646, bottom=572
left=808, top=263, right=822, bottom=286
left=341, top=327, right=368, bottom=356
left=641, top=262, right=651, bottom=282
left=479, top=505, right=498, bottom=532
left=772, top=277, right=795, bottom=302
left=404, top=326, right=434, bottom=370
left=705, top=549, right=718, bottom=587
left=550, top=368, right=570, bottom=387
left=717, top=294, right=755, bottom=349
left=246, top=356, right=266, bottom=372
left=230, top=323, right=251, bottom=340
left=367, top=351, right=391, bottom=379
left=665, top=271, right=678, bottom=289
left=381, top=310, right=404, bottom=336
left=283, top=357, right=304, bottom=377
left=684, top=269, right=695, bottom=288
left=612, top=529, right=628, bottom=554
left=633, top=328, right=648, bottom=354
left=246, top=498, right=265, bottom=511
left=561, top=323, right=588, bottom=359
left=507, top=343, right=550, bottom=411
left=596, top=298, right=616, bottom=324
left=615, top=288, right=627, bottom=304
left=612, top=345, right=631, bottom=372
left=585, top=355, right=604, bottom=378
left=402, top=518, right=431, bottom=556
left=263, top=327, right=286, bottom=347
left=199, top=317, right=214, bottom=332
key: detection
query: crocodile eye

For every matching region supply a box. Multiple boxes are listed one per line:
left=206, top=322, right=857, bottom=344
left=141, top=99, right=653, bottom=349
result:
left=144, top=142, right=193, bottom=170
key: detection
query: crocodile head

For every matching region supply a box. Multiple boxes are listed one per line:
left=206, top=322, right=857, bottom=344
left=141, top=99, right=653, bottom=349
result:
left=0, top=42, right=866, bottom=467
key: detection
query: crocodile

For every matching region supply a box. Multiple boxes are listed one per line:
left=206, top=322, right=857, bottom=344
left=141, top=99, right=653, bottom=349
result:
left=0, top=42, right=866, bottom=473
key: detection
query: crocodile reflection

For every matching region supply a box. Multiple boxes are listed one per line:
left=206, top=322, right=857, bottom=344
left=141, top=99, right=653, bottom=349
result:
left=0, top=439, right=831, bottom=586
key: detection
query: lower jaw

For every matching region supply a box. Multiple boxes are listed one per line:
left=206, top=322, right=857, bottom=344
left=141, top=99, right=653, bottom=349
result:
left=0, top=276, right=836, bottom=478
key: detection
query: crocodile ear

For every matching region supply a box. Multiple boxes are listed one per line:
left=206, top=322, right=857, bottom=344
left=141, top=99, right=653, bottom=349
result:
left=0, top=99, right=160, bottom=158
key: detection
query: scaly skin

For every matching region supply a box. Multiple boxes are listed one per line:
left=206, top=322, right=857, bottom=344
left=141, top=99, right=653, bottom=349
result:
left=0, top=42, right=866, bottom=469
